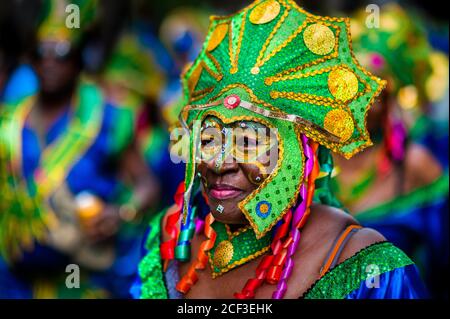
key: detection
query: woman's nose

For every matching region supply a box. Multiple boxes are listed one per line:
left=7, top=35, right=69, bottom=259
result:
left=207, top=147, right=238, bottom=175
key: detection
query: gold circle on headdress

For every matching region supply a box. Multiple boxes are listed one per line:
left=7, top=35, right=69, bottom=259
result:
left=328, top=68, right=359, bottom=102
left=324, top=109, right=354, bottom=142
left=207, top=23, right=229, bottom=52
left=249, top=0, right=281, bottom=25
left=303, top=23, right=335, bottom=55
left=213, top=240, right=234, bottom=268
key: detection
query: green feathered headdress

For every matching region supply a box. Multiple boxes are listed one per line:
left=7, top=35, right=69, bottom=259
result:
left=179, top=0, right=386, bottom=237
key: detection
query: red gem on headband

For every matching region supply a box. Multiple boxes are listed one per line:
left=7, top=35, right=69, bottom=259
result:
left=224, top=94, right=240, bottom=109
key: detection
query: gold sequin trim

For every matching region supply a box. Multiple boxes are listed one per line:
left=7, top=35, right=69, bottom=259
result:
left=207, top=23, right=229, bottom=52
left=270, top=91, right=342, bottom=108
left=253, top=0, right=291, bottom=71
left=210, top=245, right=271, bottom=278
left=188, top=61, right=223, bottom=100
left=229, top=11, right=248, bottom=74
left=264, top=22, right=340, bottom=85
left=190, top=87, right=215, bottom=102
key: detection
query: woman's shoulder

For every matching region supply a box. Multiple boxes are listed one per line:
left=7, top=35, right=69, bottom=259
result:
left=307, top=203, right=397, bottom=264
left=337, top=226, right=386, bottom=263
left=300, top=204, right=420, bottom=299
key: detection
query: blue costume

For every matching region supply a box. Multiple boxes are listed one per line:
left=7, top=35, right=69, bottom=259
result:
left=0, top=64, right=39, bottom=104
left=0, top=81, right=143, bottom=298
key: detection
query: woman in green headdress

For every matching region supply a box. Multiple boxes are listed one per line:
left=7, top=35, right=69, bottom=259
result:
left=0, top=0, right=156, bottom=298
left=132, top=0, right=428, bottom=299
left=331, top=3, right=448, bottom=298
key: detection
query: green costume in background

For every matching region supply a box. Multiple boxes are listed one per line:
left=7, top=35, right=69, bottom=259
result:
left=0, top=0, right=142, bottom=298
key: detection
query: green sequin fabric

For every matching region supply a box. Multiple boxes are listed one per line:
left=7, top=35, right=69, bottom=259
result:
left=137, top=210, right=168, bottom=299
left=208, top=222, right=272, bottom=276
left=302, top=242, right=414, bottom=299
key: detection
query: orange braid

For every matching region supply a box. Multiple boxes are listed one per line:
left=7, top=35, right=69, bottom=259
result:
left=265, top=210, right=293, bottom=284
left=266, top=141, right=319, bottom=284
left=176, top=213, right=216, bottom=294
left=234, top=209, right=292, bottom=298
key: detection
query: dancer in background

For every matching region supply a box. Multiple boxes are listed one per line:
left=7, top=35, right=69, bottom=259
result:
left=0, top=0, right=156, bottom=298
left=332, top=3, right=448, bottom=298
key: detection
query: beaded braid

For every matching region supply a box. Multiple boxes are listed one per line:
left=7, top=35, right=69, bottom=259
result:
left=265, top=209, right=293, bottom=284
left=176, top=213, right=217, bottom=294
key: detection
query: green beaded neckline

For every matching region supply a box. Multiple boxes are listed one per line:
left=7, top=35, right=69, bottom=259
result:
left=208, top=222, right=272, bottom=278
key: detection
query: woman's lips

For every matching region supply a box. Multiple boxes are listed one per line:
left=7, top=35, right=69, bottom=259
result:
left=209, top=184, right=243, bottom=200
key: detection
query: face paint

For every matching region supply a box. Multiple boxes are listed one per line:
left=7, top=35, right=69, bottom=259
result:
left=200, top=116, right=278, bottom=169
